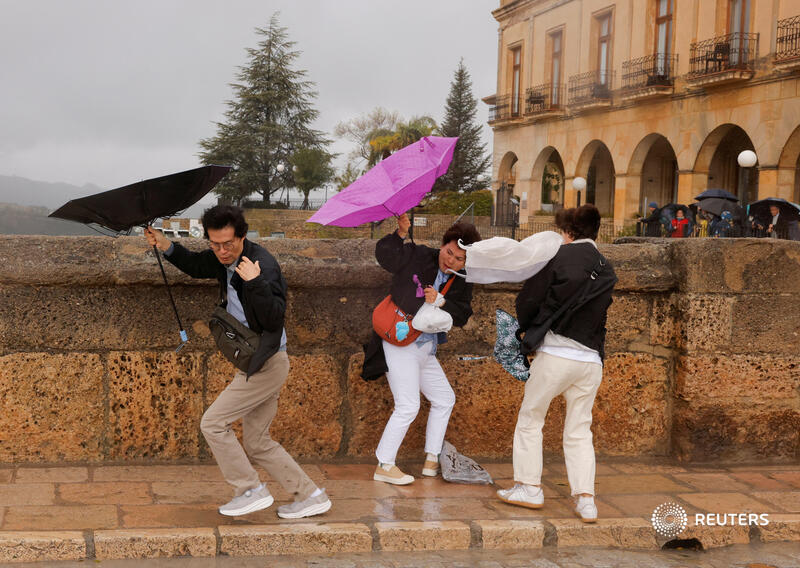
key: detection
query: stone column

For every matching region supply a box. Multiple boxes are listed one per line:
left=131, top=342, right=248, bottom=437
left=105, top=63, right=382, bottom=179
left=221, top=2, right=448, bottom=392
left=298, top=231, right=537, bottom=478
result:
left=612, top=174, right=640, bottom=228
left=758, top=165, right=794, bottom=200
left=676, top=171, right=706, bottom=204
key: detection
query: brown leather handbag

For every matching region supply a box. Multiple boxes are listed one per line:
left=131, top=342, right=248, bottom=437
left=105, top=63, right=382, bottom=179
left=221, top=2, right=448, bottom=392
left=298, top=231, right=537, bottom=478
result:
left=372, top=277, right=454, bottom=347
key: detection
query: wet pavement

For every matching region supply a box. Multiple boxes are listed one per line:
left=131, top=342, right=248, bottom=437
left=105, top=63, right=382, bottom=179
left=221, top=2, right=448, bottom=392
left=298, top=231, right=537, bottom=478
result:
left=21, top=542, right=800, bottom=567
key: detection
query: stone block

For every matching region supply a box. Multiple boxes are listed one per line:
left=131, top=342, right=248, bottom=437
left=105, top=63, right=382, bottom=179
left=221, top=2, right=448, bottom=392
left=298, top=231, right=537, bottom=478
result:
left=218, top=523, right=372, bottom=556
left=731, top=295, right=800, bottom=355
left=2, top=505, right=118, bottom=531
left=475, top=519, right=545, bottom=549
left=0, top=484, right=54, bottom=506
left=679, top=521, right=750, bottom=548
left=0, top=353, right=104, bottom=462
left=601, top=243, right=675, bottom=292
left=675, top=354, right=800, bottom=403
left=108, top=351, right=205, bottom=460
left=375, top=521, right=471, bottom=551
left=94, top=528, right=216, bottom=559
left=549, top=518, right=658, bottom=548
left=758, top=514, right=800, bottom=542
left=605, top=293, right=651, bottom=352
left=672, top=402, right=800, bottom=462
left=0, top=531, right=85, bottom=563
left=0, top=285, right=217, bottom=352
left=15, top=467, right=88, bottom=483
left=205, top=353, right=344, bottom=458
left=58, top=482, right=152, bottom=505
left=680, top=295, right=735, bottom=352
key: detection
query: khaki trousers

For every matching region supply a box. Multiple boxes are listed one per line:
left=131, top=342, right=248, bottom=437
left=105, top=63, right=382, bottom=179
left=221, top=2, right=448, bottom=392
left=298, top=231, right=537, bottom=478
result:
left=200, top=351, right=316, bottom=500
left=512, top=351, right=603, bottom=496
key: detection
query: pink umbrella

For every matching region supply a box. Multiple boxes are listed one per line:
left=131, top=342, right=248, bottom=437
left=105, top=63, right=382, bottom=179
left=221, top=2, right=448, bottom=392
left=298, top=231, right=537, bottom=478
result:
left=307, top=136, right=458, bottom=227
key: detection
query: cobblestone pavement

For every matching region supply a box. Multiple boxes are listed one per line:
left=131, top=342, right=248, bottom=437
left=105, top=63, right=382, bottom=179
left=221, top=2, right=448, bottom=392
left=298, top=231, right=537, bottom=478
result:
left=22, top=542, right=800, bottom=568
left=0, top=457, right=797, bottom=562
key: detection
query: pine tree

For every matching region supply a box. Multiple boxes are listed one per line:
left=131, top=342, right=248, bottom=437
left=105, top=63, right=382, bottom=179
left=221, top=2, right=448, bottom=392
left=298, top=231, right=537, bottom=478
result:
left=433, top=59, right=491, bottom=193
left=199, top=14, right=328, bottom=204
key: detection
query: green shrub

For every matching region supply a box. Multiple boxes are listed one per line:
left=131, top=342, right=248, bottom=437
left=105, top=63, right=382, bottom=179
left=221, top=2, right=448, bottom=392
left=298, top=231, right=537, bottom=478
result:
left=420, top=190, right=493, bottom=216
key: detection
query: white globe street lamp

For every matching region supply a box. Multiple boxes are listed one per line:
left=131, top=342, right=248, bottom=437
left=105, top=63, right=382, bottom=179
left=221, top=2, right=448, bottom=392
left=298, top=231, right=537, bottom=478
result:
left=572, top=176, right=587, bottom=191
left=737, top=150, right=757, bottom=168
left=276, top=163, right=285, bottom=173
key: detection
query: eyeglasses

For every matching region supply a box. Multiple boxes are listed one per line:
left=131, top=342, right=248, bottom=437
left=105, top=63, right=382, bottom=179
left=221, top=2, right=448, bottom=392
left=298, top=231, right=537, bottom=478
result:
left=208, top=239, right=238, bottom=252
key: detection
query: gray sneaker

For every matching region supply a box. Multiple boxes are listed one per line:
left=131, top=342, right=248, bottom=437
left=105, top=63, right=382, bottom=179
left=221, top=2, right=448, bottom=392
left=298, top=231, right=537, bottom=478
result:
left=218, top=483, right=274, bottom=516
left=277, top=489, right=332, bottom=519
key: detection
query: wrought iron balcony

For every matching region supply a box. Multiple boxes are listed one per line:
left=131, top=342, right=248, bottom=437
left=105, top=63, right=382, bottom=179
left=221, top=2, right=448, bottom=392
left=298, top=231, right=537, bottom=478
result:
left=524, top=83, right=565, bottom=116
left=621, top=53, right=677, bottom=90
left=688, top=32, right=758, bottom=79
left=776, top=15, right=800, bottom=64
left=567, top=70, right=614, bottom=107
left=488, top=94, right=523, bottom=123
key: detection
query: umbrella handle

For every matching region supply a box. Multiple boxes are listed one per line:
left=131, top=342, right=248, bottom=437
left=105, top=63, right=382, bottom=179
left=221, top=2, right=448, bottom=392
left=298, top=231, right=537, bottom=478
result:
left=152, top=244, right=189, bottom=351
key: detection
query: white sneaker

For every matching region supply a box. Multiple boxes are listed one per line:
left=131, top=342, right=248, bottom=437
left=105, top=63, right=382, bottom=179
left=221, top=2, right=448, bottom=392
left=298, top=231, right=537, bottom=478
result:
left=496, top=483, right=544, bottom=509
left=218, top=483, right=273, bottom=516
left=574, top=495, right=598, bottom=523
left=277, top=489, right=332, bottom=519
left=373, top=463, right=414, bottom=485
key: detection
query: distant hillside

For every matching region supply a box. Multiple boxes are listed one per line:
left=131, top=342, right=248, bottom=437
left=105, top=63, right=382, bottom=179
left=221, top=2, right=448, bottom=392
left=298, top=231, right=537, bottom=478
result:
left=0, top=203, right=99, bottom=236
left=0, top=175, right=104, bottom=209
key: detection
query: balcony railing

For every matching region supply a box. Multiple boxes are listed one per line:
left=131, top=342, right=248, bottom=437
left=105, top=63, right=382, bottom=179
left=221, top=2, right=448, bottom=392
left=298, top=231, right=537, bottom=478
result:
left=525, top=83, right=565, bottom=114
left=488, top=94, right=522, bottom=123
left=776, top=15, right=800, bottom=62
left=567, top=70, right=614, bottom=106
left=621, top=53, right=678, bottom=90
left=688, top=32, right=759, bottom=77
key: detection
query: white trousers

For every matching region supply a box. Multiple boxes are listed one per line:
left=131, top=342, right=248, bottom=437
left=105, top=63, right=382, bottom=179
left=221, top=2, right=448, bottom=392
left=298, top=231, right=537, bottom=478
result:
left=375, top=340, right=456, bottom=465
left=512, top=351, right=603, bottom=496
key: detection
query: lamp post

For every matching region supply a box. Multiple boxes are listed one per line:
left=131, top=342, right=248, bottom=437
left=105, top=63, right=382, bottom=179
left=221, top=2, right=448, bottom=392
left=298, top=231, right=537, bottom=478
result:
left=737, top=150, right=757, bottom=204
left=573, top=176, right=587, bottom=207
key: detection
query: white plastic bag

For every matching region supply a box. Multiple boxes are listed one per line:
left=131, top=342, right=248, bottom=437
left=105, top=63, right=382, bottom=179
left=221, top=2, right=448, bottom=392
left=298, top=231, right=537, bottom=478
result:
left=459, top=230, right=562, bottom=284
left=411, top=302, right=453, bottom=333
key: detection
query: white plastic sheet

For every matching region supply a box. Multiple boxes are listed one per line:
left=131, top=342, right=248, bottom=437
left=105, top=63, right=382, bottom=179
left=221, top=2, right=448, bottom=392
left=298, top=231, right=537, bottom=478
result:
left=460, top=231, right=563, bottom=284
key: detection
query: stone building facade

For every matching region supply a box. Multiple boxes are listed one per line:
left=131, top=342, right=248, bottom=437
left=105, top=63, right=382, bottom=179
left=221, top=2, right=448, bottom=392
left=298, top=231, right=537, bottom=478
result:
left=486, top=0, right=800, bottom=227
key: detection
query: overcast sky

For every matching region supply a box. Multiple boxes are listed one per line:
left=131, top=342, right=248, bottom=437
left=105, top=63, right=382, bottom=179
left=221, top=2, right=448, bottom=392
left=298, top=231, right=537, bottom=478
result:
left=0, top=0, right=499, bottom=198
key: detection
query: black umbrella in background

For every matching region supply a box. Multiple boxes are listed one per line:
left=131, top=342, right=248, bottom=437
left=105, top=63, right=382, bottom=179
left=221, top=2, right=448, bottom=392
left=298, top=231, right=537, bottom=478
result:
left=694, top=188, right=739, bottom=202
left=50, top=164, right=232, bottom=350
left=747, top=197, right=800, bottom=223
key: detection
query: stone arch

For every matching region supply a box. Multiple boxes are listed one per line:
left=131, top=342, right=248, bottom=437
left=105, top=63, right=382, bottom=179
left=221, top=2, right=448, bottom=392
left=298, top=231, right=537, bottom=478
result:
left=627, top=133, right=679, bottom=210
left=777, top=124, right=800, bottom=203
left=575, top=140, right=615, bottom=216
left=693, top=123, right=757, bottom=203
left=531, top=146, right=565, bottom=212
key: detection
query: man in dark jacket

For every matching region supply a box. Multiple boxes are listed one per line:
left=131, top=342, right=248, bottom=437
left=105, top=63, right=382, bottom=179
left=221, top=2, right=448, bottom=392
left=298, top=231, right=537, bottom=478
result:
left=145, top=205, right=330, bottom=519
left=638, top=202, right=662, bottom=237
left=497, top=205, right=616, bottom=523
left=363, top=214, right=479, bottom=485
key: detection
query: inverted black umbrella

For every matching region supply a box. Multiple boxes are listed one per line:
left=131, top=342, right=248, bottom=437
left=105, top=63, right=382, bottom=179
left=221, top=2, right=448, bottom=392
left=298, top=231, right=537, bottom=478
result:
left=694, top=188, right=739, bottom=202
left=50, top=164, right=232, bottom=351
left=747, top=197, right=800, bottom=223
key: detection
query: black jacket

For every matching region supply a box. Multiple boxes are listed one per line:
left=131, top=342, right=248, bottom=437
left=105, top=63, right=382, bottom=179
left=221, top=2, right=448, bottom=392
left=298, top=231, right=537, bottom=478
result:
left=361, top=231, right=474, bottom=381
left=165, top=238, right=286, bottom=376
left=640, top=209, right=662, bottom=237
left=516, top=242, right=616, bottom=360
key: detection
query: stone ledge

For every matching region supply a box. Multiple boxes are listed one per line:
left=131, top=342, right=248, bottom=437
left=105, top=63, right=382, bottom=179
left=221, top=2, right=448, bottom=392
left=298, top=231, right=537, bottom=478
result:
left=375, top=521, right=471, bottom=551
left=218, top=523, right=372, bottom=556
left=679, top=522, right=751, bottom=548
left=0, top=531, right=86, bottom=564
left=474, top=519, right=545, bottom=549
left=550, top=518, right=659, bottom=549
left=93, top=528, right=216, bottom=559
left=757, top=514, right=800, bottom=543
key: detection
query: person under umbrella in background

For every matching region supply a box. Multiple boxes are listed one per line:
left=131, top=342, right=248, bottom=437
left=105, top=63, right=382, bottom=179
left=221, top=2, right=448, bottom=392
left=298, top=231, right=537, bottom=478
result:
left=670, top=209, right=690, bottom=238
left=638, top=202, right=661, bottom=237
left=767, top=204, right=789, bottom=239
left=362, top=214, right=481, bottom=485
left=145, top=205, right=331, bottom=519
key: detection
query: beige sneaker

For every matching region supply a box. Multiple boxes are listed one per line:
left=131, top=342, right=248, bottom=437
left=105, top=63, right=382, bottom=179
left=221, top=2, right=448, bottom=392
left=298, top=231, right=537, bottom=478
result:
left=373, top=463, right=414, bottom=485
left=422, top=459, right=439, bottom=477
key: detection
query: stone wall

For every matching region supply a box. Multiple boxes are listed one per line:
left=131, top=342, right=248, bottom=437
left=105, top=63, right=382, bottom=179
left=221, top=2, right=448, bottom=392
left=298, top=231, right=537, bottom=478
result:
left=0, top=236, right=797, bottom=465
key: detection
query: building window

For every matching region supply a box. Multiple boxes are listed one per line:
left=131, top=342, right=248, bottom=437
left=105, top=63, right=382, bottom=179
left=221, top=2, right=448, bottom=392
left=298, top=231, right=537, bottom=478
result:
left=655, top=0, right=672, bottom=73
left=550, top=31, right=562, bottom=104
left=510, top=46, right=522, bottom=116
left=728, top=0, right=750, bottom=65
left=597, top=12, right=612, bottom=84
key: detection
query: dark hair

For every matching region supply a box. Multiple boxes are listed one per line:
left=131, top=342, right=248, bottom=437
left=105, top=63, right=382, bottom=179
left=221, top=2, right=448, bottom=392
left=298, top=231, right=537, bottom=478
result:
left=201, top=205, right=249, bottom=239
left=442, top=221, right=482, bottom=247
left=556, top=204, right=601, bottom=241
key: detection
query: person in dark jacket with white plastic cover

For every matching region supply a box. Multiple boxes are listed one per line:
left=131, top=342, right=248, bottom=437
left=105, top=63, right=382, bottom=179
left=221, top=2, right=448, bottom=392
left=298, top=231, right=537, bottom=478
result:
left=145, top=205, right=330, bottom=519
left=497, top=204, right=617, bottom=523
